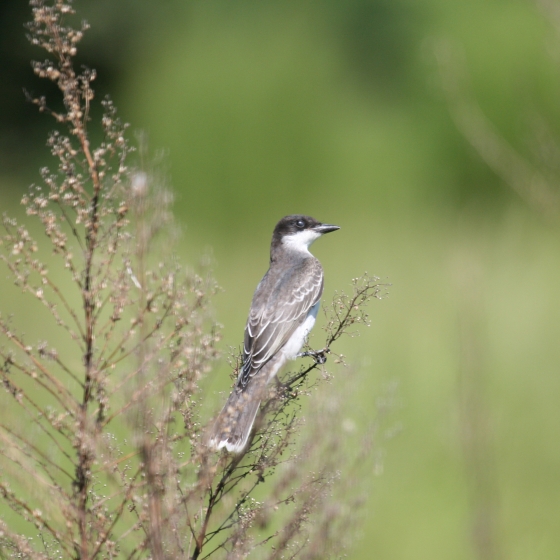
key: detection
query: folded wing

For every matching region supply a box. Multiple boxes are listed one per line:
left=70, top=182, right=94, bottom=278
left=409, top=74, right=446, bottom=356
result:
left=238, top=258, right=324, bottom=389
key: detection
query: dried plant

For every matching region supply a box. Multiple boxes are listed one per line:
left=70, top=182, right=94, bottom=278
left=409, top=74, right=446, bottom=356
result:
left=0, top=2, right=388, bottom=559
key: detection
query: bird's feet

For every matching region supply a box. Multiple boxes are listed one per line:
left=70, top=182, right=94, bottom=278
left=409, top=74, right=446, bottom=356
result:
left=297, top=347, right=329, bottom=364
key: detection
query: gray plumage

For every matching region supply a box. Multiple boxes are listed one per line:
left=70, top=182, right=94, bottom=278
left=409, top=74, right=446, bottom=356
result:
left=209, top=215, right=339, bottom=453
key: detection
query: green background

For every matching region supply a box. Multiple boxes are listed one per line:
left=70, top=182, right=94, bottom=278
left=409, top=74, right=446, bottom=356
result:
left=1, top=0, right=560, bottom=558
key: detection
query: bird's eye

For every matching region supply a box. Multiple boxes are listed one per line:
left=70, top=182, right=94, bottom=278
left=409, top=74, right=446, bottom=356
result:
left=295, top=219, right=305, bottom=229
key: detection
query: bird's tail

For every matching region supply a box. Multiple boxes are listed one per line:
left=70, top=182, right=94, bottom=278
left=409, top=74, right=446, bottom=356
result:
left=208, top=386, right=262, bottom=454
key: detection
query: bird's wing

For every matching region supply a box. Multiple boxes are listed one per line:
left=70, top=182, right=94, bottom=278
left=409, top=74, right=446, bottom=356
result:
left=238, top=258, right=324, bottom=389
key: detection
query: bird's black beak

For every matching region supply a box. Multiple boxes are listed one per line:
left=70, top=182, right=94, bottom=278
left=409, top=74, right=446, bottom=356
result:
left=314, top=223, right=340, bottom=234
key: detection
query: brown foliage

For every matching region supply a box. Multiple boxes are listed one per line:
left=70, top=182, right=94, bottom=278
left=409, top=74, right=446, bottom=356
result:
left=0, top=2, right=388, bottom=558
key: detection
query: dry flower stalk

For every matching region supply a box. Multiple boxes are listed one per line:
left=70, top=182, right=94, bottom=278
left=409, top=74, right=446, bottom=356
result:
left=0, top=2, right=388, bottom=559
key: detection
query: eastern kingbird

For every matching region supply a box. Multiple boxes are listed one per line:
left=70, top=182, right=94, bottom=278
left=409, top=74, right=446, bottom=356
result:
left=209, top=215, right=340, bottom=453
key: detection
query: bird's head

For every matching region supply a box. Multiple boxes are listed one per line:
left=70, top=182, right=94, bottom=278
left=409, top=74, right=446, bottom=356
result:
left=271, top=215, right=340, bottom=256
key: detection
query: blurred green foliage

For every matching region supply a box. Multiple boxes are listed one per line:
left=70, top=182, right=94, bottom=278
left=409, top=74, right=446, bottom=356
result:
left=1, top=0, right=560, bottom=558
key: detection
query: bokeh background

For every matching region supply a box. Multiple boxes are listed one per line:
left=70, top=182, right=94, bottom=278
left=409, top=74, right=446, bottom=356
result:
left=2, top=0, right=560, bottom=558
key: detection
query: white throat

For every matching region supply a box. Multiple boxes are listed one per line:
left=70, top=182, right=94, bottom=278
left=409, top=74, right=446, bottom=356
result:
left=282, top=229, right=321, bottom=254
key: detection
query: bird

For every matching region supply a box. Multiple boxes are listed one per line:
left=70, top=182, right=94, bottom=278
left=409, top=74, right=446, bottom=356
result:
left=209, top=214, right=340, bottom=453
